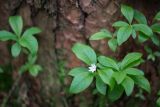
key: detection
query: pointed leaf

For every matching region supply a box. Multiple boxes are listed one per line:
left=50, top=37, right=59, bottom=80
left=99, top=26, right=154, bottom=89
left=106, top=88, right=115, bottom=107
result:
left=151, top=23, right=160, bottom=33
left=9, top=16, right=23, bottom=36
left=98, top=69, right=114, bottom=87
left=133, top=24, right=153, bottom=36
left=154, top=11, right=160, bottom=21
left=151, top=34, right=160, bottom=46
left=23, top=27, right=41, bottom=36
left=131, top=76, right=151, bottom=93
left=11, top=43, right=21, bottom=57
left=97, top=63, right=106, bottom=69
left=132, top=29, right=136, bottom=39
left=89, top=29, right=112, bottom=40
left=70, top=72, right=94, bottom=93
left=108, top=38, right=118, bottom=52
left=138, top=32, right=150, bottom=43
left=117, top=26, right=132, bottom=45
left=122, top=76, right=134, bottom=96
left=69, top=67, right=88, bottom=77
left=96, top=74, right=107, bottom=95
left=124, top=68, right=144, bottom=76
left=72, top=43, right=97, bottom=65
left=113, top=71, right=126, bottom=84
left=98, top=56, right=119, bottom=70
left=108, top=85, right=124, bottom=101
left=112, top=21, right=129, bottom=28
left=0, top=31, right=17, bottom=41
left=121, top=52, right=142, bottom=70
left=134, top=10, right=147, bottom=24
left=121, top=4, right=134, bottom=23
left=19, top=35, right=38, bottom=54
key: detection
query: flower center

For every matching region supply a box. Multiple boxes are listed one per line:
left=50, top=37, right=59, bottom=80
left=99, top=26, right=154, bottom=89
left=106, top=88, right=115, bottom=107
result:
left=88, top=64, right=96, bottom=73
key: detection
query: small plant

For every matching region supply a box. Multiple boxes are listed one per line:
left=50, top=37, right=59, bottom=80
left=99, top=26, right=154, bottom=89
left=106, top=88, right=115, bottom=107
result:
left=69, top=43, right=150, bottom=101
left=0, top=15, right=42, bottom=107
left=0, top=16, right=42, bottom=76
left=68, top=4, right=153, bottom=103
left=145, top=46, right=160, bottom=61
left=90, top=4, right=153, bottom=51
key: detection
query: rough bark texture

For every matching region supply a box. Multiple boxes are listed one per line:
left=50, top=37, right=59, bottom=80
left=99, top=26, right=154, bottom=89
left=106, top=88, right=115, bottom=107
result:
left=0, top=0, right=160, bottom=107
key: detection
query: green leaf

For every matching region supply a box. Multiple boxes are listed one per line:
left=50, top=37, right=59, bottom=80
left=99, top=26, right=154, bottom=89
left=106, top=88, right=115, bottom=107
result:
left=121, top=52, right=142, bottom=70
left=29, top=65, right=42, bottom=77
left=157, top=97, right=160, bottom=107
left=117, top=26, right=132, bottom=45
left=19, top=55, right=38, bottom=74
left=69, top=72, right=94, bottom=93
left=19, top=35, right=38, bottom=54
left=147, top=54, right=155, bottom=61
left=19, top=63, right=30, bottom=74
left=96, top=74, right=107, bottom=95
left=121, top=4, right=134, bottom=23
left=89, top=29, right=112, bottom=40
left=158, top=90, right=160, bottom=96
left=132, top=29, right=136, bottom=39
left=131, top=76, right=151, bottom=93
left=98, top=69, right=114, bottom=86
left=122, top=76, right=134, bottom=96
left=108, top=38, right=118, bottom=52
left=138, top=32, right=150, bottom=43
left=97, top=63, right=106, bottom=69
left=72, top=43, right=97, bottom=65
left=112, top=21, right=129, bottom=28
left=133, top=24, right=153, bottom=36
left=0, top=67, right=3, bottom=73
left=134, top=10, right=147, bottom=24
left=109, top=78, right=115, bottom=90
left=98, top=56, right=119, bottom=70
left=28, top=54, right=37, bottom=65
left=113, top=71, right=126, bottom=84
left=124, top=68, right=144, bottom=76
left=69, top=67, right=88, bottom=77
left=23, top=27, right=41, bottom=36
left=151, top=23, right=160, bottom=33
left=154, top=11, right=160, bottom=21
left=151, top=34, right=160, bottom=46
left=154, top=51, right=160, bottom=57
left=144, top=46, right=152, bottom=54
left=9, top=16, right=23, bottom=36
left=0, top=31, right=17, bottom=41
left=11, top=43, right=21, bottom=57
left=108, top=85, right=124, bottom=102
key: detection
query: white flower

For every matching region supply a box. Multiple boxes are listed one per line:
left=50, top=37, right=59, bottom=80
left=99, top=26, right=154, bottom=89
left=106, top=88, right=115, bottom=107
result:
left=88, top=64, right=97, bottom=73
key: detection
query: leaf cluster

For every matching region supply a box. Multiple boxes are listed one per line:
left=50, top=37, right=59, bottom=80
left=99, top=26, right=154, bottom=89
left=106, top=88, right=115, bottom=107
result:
left=0, top=16, right=42, bottom=76
left=69, top=43, right=150, bottom=101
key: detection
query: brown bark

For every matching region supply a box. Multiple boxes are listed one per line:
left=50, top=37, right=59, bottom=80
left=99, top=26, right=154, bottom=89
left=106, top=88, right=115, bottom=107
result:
left=0, top=0, right=160, bottom=107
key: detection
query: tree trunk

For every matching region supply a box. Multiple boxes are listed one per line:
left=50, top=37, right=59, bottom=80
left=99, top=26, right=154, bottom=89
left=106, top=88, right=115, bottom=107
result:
left=0, top=0, right=160, bottom=107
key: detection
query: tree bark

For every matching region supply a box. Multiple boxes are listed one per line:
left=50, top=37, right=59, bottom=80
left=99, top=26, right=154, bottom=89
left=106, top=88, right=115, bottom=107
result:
left=0, top=0, right=160, bottom=107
